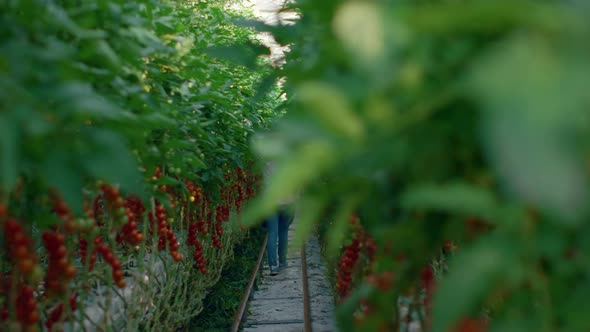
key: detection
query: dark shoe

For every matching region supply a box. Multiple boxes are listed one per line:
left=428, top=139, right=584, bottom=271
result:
left=269, top=265, right=279, bottom=276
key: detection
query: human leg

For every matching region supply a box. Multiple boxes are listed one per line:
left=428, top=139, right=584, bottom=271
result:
left=265, top=214, right=279, bottom=274
left=278, top=210, right=290, bottom=269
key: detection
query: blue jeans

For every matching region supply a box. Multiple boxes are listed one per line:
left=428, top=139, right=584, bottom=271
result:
left=265, top=210, right=290, bottom=267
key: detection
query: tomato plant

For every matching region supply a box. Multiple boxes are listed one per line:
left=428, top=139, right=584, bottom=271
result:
left=246, top=1, right=590, bottom=331
left=0, top=0, right=281, bottom=331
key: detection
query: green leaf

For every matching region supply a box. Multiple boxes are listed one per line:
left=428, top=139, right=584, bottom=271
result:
left=84, top=130, right=146, bottom=200
left=42, top=149, right=84, bottom=214
left=250, top=132, right=289, bottom=160
left=336, top=283, right=374, bottom=332
left=253, top=74, right=277, bottom=103
left=141, top=113, right=176, bottom=127
left=400, top=182, right=499, bottom=221
left=206, top=42, right=268, bottom=69
left=154, top=176, right=180, bottom=186
left=431, top=241, right=515, bottom=332
left=401, top=1, right=580, bottom=36
left=46, top=3, right=85, bottom=38
left=488, top=321, right=535, bottom=332
left=93, top=39, right=122, bottom=70
left=296, top=81, right=365, bottom=142
left=292, top=194, right=325, bottom=249
left=55, top=82, right=121, bottom=119
left=0, top=113, right=19, bottom=196
left=326, top=196, right=360, bottom=259
left=35, top=214, right=63, bottom=231
left=242, top=140, right=335, bottom=226
left=185, top=156, right=207, bottom=169
left=470, top=36, right=590, bottom=224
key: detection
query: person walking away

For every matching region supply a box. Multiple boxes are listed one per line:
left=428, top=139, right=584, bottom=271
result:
left=263, top=162, right=293, bottom=275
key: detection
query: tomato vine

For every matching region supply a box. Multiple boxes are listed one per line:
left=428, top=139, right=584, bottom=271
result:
left=246, top=0, right=590, bottom=331
left=0, top=0, right=281, bottom=331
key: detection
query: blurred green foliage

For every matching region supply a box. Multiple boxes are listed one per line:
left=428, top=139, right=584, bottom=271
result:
left=0, top=0, right=283, bottom=216
left=245, top=0, right=590, bottom=331
left=0, top=0, right=283, bottom=330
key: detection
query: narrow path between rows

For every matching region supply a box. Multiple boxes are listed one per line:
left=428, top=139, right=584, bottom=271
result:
left=243, top=222, right=336, bottom=332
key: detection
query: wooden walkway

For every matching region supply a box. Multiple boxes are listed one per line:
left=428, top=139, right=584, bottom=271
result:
left=243, top=223, right=336, bottom=332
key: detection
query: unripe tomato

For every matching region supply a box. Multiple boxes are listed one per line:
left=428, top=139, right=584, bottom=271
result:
left=0, top=203, right=7, bottom=218
left=30, top=266, right=44, bottom=285
left=64, top=220, right=78, bottom=233
left=14, top=245, right=28, bottom=258
left=65, top=265, right=77, bottom=279
left=116, top=207, right=126, bottom=218
left=115, top=197, right=125, bottom=207
left=17, top=259, right=35, bottom=275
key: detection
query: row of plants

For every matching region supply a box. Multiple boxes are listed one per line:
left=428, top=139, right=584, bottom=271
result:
left=244, top=0, right=590, bottom=331
left=1, top=0, right=282, bottom=331
left=186, top=226, right=265, bottom=332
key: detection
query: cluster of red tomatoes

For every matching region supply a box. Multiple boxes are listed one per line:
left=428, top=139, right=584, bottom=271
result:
left=16, top=285, right=40, bottom=330
left=332, top=211, right=493, bottom=332
left=78, top=238, right=95, bottom=270
left=118, top=195, right=146, bottom=246
left=0, top=165, right=261, bottom=330
left=4, top=219, right=40, bottom=279
left=335, top=234, right=361, bottom=301
left=1, top=219, right=41, bottom=331
left=45, top=295, right=77, bottom=331
left=94, top=237, right=126, bottom=288
left=150, top=202, right=182, bottom=262
left=42, top=231, right=76, bottom=295
left=187, top=222, right=208, bottom=274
